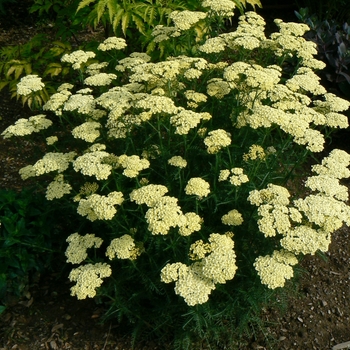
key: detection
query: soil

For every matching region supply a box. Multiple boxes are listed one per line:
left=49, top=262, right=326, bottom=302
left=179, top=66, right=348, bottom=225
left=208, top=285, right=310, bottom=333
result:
left=0, top=3, right=350, bottom=350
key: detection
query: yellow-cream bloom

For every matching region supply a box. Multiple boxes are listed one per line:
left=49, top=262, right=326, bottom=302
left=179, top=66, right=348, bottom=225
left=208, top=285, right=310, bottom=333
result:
left=243, top=144, right=266, bottom=161
left=106, top=234, right=142, bottom=260
left=46, top=136, right=58, bottom=145
left=2, top=115, right=52, bottom=138
left=77, top=192, right=124, bottom=221
left=169, top=10, right=207, bottom=31
left=204, top=129, right=231, bottom=154
left=130, top=184, right=168, bottom=207
left=72, top=121, right=101, bottom=143
left=17, top=74, right=45, bottom=96
left=97, top=37, right=127, bottom=51
left=145, top=196, right=185, bottom=235
left=46, top=174, right=72, bottom=200
left=178, top=212, right=203, bottom=236
left=61, top=50, right=96, bottom=70
left=168, top=156, right=187, bottom=168
left=65, top=233, right=103, bottom=264
left=73, top=150, right=112, bottom=180
left=221, top=209, right=243, bottom=226
left=69, top=263, right=111, bottom=299
left=117, top=154, right=150, bottom=178
left=254, top=250, right=298, bottom=289
left=185, top=177, right=210, bottom=199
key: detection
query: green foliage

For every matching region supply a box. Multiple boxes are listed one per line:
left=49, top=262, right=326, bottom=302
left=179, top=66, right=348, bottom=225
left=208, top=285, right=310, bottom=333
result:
left=0, top=0, right=16, bottom=14
left=0, top=189, right=57, bottom=314
left=295, top=7, right=350, bottom=98
left=295, top=0, right=350, bottom=23
left=0, top=34, right=72, bottom=109
left=29, top=0, right=90, bottom=41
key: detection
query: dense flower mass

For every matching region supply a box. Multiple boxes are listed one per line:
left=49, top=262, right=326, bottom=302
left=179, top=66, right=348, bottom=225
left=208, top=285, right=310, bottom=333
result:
left=204, top=129, right=231, bottom=154
left=17, top=75, right=45, bottom=96
left=65, top=233, right=103, bottom=264
left=69, top=263, right=111, bottom=299
left=185, top=178, right=210, bottom=199
left=106, top=234, right=143, bottom=260
left=77, top=192, right=124, bottom=221
left=97, top=37, right=127, bottom=51
left=254, top=250, right=298, bottom=289
left=61, top=50, right=96, bottom=70
left=1, top=115, right=52, bottom=138
left=46, top=174, right=72, bottom=200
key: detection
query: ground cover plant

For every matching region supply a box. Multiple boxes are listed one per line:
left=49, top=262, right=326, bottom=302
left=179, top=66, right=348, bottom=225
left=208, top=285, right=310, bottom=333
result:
left=2, top=2, right=350, bottom=348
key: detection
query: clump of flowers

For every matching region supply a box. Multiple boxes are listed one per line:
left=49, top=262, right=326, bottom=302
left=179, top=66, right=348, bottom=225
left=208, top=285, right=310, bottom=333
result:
left=4, top=7, right=350, bottom=346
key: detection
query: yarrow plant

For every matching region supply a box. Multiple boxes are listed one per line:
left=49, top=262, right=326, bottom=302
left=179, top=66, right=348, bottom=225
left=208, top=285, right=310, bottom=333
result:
left=2, top=8, right=350, bottom=347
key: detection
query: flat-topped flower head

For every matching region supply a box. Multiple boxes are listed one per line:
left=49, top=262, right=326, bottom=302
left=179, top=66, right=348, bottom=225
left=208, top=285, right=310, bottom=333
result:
left=185, top=177, right=210, bottom=199
left=84, top=73, right=117, bottom=86
left=204, top=129, right=231, bottom=154
left=221, top=209, right=243, bottom=226
left=170, top=108, right=211, bottom=135
left=97, top=37, right=127, bottom=51
left=65, top=233, right=103, bottom=264
left=178, top=212, right=203, bottom=236
left=168, top=156, right=187, bottom=168
left=1, top=115, right=52, bottom=138
left=169, top=10, right=207, bottom=31
left=145, top=196, right=185, bottom=235
left=106, top=234, right=143, bottom=260
left=46, top=174, right=72, bottom=200
left=72, top=121, right=101, bottom=143
left=77, top=192, right=124, bottom=221
left=17, top=74, right=45, bottom=96
left=61, top=50, right=96, bottom=70
left=117, top=154, right=150, bottom=178
left=130, top=184, right=169, bottom=207
left=69, top=263, right=111, bottom=299
left=202, top=0, right=236, bottom=17
left=254, top=250, right=298, bottom=289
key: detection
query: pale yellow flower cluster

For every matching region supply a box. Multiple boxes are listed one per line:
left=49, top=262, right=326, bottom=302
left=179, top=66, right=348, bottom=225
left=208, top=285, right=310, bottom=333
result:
left=61, top=50, right=96, bottom=70
left=17, top=74, right=45, bottom=96
left=72, top=121, right=101, bottom=143
left=117, top=154, right=150, bottom=178
left=248, top=183, right=290, bottom=206
left=185, top=177, right=210, bottom=199
left=169, top=10, right=207, bottom=31
left=63, top=94, right=96, bottom=115
left=151, top=25, right=181, bottom=43
left=178, top=212, right=203, bottom=236
left=280, top=226, right=331, bottom=255
left=1, top=115, right=52, bottom=138
left=73, top=182, right=99, bottom=202
left=46, top=136, right=58, bottom=145
left=65, top=232, right=103, bottom=264
left=130, top=184, right=202, bottom=235
left=221, top=209, right=243, bottom=226
left=86, top=62, right=109, bottom=76
left=106, top=234, right=142, bottom=260
left=97, top=37, right=127, bottom=51
left=43, top=89, right=71, bottom=116
left=228, top=168, right=249, bottom=186
left=84, top=73, right=117, bottom=86
left=286, top=67, right=326, bottom=95
left=184, top=90, right=207, bottom=108
left=69, top=263, right=111, bottom=299
left=73, top=148, right=112, bottom=180
left=20, top=151, right=76, bottom=178
left=130, top=184, right=169, bottom=207
left=46, top=174, right=72, bottom=200
left=243, top=144, right=266, bottom=161
left=206, top=78, right=231, bottom=99
left=77, top=191, right=124, bottom=221
left=170, top=108, right=212, bottom=135
left=254, top=250, right=298, bottom=289
left=145, top=196, right=185, bottom=235
left=116, top=52, right=151, bottom=71
left=202, top=0, right=236, bottom=17
left=161, top=233, right=237, bottom=305
left=168, top=156, right=187, bottom=168
left=204, top=129, right=231, bottom=154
